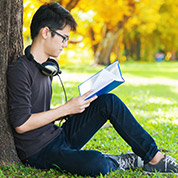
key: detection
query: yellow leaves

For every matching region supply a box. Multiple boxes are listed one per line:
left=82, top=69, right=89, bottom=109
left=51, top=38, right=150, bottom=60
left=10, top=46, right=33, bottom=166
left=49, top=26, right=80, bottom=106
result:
left=139, top=23, right=157, bottom=34
left=78, top=0, right=135, bottom=29
left=23, top=0, right=50, bottom=40
left=22, top=0, right=178, bottom=63
left=132, top=0, right=162, bottom=34
left=165, top=52, right=172, bottom=61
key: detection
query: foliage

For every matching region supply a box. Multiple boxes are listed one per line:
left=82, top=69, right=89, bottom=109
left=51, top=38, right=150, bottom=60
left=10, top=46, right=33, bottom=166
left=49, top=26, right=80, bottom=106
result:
left=23, top=0, right=178, bottom=64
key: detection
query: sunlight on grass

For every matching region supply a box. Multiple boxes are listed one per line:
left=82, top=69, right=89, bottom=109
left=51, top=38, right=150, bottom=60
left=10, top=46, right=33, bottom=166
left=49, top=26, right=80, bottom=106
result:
left=124, top=74, right=178, bottom=87
left=147, top=97, right=176, bottom=104
left=149, top=116, right=178, bottom=126
left=171, top=87, right=178, bottom=95
left=3, top=62, right=178, bottom=178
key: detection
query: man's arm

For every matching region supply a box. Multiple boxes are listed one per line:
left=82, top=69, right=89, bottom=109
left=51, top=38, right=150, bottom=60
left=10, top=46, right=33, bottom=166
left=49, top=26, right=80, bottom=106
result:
left=15, top=91, right=97, bottom=134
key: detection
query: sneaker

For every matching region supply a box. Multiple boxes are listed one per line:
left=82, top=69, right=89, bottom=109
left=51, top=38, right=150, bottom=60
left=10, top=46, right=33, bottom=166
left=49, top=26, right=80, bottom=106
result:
left=143, top=155, right=178, bottom=175
left=105, top=152, right=144, bottom=170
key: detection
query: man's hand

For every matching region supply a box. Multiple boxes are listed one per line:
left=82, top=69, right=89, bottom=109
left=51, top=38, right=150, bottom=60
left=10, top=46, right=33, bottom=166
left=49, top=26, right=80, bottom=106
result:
left=64, top=90, right=98, bottom=115
left=15, top=91, right=97, bottom=134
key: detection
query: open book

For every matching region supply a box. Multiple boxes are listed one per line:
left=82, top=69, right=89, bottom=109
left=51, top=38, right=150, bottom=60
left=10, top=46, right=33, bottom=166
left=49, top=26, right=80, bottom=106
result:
left=78, top=60, right=125, bottom=100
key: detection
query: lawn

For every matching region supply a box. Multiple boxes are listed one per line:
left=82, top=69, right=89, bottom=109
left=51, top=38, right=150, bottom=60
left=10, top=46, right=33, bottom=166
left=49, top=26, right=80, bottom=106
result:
left=1, top=61, right=178, bottom=178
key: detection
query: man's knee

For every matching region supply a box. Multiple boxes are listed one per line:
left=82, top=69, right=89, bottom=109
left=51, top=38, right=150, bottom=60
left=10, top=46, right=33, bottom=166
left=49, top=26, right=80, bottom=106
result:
left=98, top=93, right=121, bottom=107
left=86, top=151, right=111, bottom=176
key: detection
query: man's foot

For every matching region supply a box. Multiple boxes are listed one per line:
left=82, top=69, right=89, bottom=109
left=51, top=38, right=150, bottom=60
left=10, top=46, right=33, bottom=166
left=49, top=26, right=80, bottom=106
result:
left=143, top=155, right=178, bottom=175
left=105, top=152, right=144, bottom=170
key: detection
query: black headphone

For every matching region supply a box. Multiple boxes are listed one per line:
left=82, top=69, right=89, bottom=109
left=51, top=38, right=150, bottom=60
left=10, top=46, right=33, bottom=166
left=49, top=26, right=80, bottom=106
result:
left=25, top=45, right=62, bottom=76
left=25, top=45, right=68, bottom=119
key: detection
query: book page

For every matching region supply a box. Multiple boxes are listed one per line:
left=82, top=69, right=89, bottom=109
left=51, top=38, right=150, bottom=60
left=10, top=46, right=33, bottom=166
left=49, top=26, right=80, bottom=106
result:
left=79, top=69, right=115, bottom=96
left=106, top=61, right=123, bottom=80
left=79, top=71, right=102, bottom=95
left=86, top=69, right=114, bottom=97
left=78, top=60, right=124, bottom=98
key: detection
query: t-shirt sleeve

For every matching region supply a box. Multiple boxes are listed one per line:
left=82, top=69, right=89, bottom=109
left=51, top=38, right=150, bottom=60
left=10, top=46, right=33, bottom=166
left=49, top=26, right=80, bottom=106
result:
left=7, top=62, right=32, bottom=128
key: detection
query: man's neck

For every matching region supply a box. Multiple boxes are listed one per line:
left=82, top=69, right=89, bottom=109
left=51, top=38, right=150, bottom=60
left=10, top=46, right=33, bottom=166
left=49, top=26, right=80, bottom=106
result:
left=30, top=41, right=49, bottom=64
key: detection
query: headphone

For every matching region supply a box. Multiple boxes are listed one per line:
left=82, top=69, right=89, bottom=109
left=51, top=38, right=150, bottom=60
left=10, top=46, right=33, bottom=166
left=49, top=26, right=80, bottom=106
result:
left=25, top=45, right=62, bottom=76
left=25, top=45, right=68, bottom=104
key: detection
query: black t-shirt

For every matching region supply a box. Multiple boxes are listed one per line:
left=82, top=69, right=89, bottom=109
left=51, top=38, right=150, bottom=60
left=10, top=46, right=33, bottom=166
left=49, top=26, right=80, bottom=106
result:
left=7, top=55, right=62, bottom=160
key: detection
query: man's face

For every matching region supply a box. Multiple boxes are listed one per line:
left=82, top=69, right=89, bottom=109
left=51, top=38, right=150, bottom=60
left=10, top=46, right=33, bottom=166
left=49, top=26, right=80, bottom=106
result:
left=44, top=25, right=71, bottom=58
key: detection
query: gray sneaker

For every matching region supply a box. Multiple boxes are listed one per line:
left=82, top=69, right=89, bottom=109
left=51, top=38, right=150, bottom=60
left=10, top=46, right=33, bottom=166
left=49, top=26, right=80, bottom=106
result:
left=143, top=155, right=178, bottom=175
left=105, top=152, right=144, bottom=170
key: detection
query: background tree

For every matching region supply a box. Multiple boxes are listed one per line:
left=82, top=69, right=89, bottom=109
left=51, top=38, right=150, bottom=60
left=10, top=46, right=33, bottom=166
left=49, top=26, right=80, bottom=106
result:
left=74, top=0, right=137, bottom=65
left=155, top=0, right=178, bottom=61
left=23, top=0, right=178, bottom=65
left=70, top=0, right=178, bottom=64
left=0, top=0, right=23, bottom=166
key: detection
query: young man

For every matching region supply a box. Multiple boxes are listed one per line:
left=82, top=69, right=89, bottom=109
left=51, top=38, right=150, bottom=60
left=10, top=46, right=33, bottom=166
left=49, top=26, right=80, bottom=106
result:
left=7, top=2, right=178, bottom=177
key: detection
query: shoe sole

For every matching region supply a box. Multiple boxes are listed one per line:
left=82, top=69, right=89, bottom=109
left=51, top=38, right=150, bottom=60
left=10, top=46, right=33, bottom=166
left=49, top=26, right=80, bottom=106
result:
left=143, top=170, right=178, bottom=176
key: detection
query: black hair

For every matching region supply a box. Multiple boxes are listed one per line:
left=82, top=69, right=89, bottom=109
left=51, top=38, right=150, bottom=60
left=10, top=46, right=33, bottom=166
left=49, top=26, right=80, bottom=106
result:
left=30, top=2, right=77, bottom=40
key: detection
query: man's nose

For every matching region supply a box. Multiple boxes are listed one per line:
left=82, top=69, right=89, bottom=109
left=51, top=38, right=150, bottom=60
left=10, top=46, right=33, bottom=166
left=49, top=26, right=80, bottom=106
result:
left=62, top=41, right=68, bottom=47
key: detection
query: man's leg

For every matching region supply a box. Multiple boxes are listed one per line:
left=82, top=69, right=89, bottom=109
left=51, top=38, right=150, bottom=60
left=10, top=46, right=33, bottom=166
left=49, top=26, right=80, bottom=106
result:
left=62, top=94, right=159, bottom=163
left=24, top=94, right=177, bottom=176
left=33, top=93, right=148, bottom=176
left=23, top=131, right=119, bottom=177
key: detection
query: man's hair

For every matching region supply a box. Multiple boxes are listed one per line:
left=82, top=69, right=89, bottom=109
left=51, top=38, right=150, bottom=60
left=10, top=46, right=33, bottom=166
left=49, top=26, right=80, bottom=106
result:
left=30, top=2, right=77, bottom=40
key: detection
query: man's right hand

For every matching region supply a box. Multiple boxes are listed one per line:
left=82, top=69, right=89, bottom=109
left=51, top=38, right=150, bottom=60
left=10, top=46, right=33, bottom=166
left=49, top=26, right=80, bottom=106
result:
left=64, top=90, right=98, bottom=115
left=15, top=91, right=97, bottom=134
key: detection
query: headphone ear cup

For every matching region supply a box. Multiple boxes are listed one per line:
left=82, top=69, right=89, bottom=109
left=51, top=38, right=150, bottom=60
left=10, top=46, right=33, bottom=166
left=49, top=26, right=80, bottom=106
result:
left=41, top=59, right=62, bottom=76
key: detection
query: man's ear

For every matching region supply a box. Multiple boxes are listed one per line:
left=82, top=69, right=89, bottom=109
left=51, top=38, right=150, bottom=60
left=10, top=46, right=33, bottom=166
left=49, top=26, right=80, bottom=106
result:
left=40, top=26, right=51, bottom=39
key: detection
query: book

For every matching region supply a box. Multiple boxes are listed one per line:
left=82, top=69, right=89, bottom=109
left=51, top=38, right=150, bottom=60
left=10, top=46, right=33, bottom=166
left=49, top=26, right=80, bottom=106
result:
left=78, top=60, right=125, bottom=100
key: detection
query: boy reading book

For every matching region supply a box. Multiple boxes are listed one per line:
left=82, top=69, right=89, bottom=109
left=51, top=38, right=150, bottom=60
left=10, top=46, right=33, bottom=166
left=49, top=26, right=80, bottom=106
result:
left=7, top=2, right=178, bottom=177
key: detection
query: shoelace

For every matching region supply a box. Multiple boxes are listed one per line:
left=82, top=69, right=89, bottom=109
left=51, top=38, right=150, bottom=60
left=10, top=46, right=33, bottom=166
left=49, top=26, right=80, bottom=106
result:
left=118, top=156, right=136, bottom=169
left=164, top=156, right=178, bottom=171
left=166, top=155, right=176, bottom=162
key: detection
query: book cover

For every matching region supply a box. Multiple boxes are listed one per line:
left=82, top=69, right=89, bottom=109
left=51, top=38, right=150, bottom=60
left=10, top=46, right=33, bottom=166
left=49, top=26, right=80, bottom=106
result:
left=78, top=60, right=125, bottom=100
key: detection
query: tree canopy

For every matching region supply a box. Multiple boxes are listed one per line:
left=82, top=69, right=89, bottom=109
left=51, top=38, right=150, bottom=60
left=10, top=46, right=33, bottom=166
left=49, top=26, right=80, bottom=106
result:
left=23, top=0, right=178, bottom=64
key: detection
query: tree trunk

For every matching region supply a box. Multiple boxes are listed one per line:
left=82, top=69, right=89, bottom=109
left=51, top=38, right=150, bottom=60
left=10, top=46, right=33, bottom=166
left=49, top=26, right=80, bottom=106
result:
left=95, top=30, right=119, bottom=65
left=94, top=1, right=136, bottom=65
left=0, top=0, right=23, bottom=166
left=135, top=33, right=141, bottom=61
left=170, top=50, right=177, bottom=61
left=59, top=0, right=80, bottom=11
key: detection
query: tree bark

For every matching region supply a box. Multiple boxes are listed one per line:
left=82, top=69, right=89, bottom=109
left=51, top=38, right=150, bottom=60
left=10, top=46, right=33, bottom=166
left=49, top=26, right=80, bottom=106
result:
left=170, top=50, right=177, bottom=61
left=58, top=0, right=80, bottom=11
left=95, top=30, right=119, bottom=65
left=65, top=0, right=80, bottom=11
left=0, top=0, right=23, bottom=166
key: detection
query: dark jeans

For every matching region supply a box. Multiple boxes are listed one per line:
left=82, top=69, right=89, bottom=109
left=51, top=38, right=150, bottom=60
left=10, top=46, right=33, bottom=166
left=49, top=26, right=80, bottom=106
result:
left=22, top=94, right=159, bottom=176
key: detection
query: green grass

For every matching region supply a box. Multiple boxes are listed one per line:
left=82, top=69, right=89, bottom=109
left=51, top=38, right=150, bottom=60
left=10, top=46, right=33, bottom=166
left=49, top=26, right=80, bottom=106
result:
left=1, top=61, right=178, bottom=178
